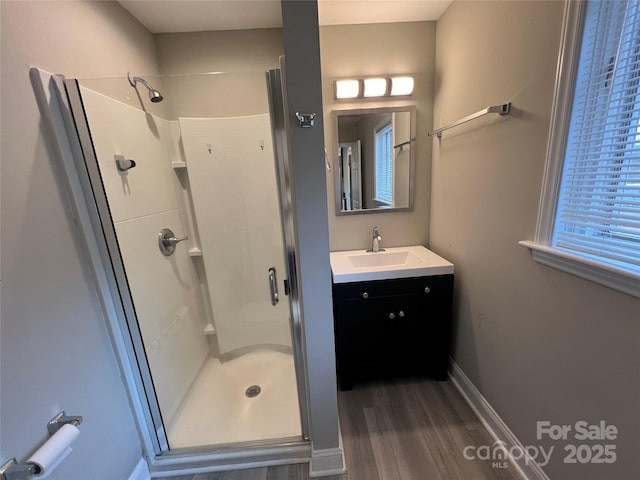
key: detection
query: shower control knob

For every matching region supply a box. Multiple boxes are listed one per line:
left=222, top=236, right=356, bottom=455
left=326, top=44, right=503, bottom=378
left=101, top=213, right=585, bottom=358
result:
left=158, top=228, right=189, bottom=256
left=389, top=312, right=395, bottom=319
left=398, top=311, right=405, bottom=318
left=424, top=286, right=431, bottom=294
left=362, top=292, right=369, bottom=299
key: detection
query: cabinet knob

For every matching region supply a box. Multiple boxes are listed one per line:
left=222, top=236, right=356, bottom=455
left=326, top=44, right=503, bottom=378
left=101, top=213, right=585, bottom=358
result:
left=362, top=292, right=369, bottom=299
left=424, top=286, right=431, bottom=294
left=398, top=310, right=405, bottom=318
left=389, top=312, right=395, bottom=319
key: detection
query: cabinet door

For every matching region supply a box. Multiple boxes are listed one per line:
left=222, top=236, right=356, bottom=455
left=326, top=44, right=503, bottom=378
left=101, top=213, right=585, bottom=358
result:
left=384, top=294, right=432, bottom=356
left=338, top=296, right=390, bottom=364
left=334, top=297, right=388, bottom=389
left=337, top=294, right=430, bottom=363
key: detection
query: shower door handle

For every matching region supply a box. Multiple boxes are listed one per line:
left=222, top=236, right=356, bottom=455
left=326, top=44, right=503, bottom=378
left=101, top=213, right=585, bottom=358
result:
left=268, top=267, right=279, bottom=306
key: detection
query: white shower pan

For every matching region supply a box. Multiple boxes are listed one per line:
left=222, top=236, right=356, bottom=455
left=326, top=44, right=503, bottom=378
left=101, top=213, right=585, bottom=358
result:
left=167, top=349, right=302, bottom=448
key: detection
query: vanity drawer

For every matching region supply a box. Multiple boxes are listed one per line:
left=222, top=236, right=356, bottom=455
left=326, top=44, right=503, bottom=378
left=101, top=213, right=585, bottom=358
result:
left=332, top=274, right=452, bottom=301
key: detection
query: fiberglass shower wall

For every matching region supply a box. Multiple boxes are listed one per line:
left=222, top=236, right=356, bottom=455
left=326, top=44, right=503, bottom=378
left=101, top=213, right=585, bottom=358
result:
left=179, top=113, right=291, bottom=354
left=79, top=86, right=210, bottom=423
left=163, top=72, right=292, bottom=356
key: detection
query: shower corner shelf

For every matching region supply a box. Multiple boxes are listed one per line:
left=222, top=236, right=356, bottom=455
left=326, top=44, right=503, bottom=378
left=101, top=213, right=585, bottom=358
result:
left=203, top=323, right=216, bottom=335
left=188, top=247, right=202, bottom=257
left=171, top=161, right=187, bottom=169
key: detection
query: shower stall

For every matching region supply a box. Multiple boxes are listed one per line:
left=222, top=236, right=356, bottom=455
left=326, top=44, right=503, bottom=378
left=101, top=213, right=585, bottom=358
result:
left=32, top=64, right=313, bottom=470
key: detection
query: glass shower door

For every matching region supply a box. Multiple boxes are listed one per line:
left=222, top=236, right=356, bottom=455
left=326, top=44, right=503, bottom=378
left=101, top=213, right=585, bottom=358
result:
left=67, top=70, right=303, bottom=451
left=170, top=95, right=301, bottom=448
left=178, top=114, right=291, bottom=353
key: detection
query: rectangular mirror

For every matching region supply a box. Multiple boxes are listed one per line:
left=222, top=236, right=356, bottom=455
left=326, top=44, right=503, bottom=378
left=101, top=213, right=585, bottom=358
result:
left=333, top=106, right=416, bottom=215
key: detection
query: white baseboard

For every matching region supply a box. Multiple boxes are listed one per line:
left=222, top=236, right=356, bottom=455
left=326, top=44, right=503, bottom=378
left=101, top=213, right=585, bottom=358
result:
left=449, top=359, right=550, bottom=480
left=309, top=448, right=345, bottom=478
left=309, top=427, right=346, bottom=478
left=128, top=457, right=151, bottom=480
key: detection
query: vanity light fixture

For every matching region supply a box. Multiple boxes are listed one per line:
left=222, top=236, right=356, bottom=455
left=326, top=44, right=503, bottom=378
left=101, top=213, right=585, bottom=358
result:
left=390, top=76, right=415, bottom=96
left=363, top=78, right=388, bottom=97
left=334, top=76, right=414, bottom=99
left=335, top=79, right=360, bottom=99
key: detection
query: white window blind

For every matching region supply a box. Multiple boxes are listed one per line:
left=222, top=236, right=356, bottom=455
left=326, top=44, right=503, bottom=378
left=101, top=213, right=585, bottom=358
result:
left=374, top=123, right=393, bottom=205
left=554, top=0, right=640, bottom=274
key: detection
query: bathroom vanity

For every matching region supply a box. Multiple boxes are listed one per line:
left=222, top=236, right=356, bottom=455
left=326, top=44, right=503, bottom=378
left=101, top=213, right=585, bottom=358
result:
left=330, top=246, right=454, bottom=390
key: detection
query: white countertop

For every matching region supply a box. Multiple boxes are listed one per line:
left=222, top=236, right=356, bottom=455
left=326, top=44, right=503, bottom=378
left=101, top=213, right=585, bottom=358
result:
left=330, top=245, right=454, bottom=284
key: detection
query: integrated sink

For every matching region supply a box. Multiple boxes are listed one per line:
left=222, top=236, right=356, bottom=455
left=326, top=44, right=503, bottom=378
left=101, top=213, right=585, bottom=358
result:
left=348, top=251, right=411, bottom=268
left=330, top=245, right=454, bottom=283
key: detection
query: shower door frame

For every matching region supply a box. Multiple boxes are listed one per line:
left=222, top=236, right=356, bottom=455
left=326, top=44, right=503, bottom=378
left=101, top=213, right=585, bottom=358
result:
left=267, top=64, right=312, bottom=447
left=38, top=69, right=312, bottom=475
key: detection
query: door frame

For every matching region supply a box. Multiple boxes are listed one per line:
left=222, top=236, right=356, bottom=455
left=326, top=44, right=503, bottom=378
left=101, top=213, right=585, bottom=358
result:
left=268, top=64, right=311, bottom=442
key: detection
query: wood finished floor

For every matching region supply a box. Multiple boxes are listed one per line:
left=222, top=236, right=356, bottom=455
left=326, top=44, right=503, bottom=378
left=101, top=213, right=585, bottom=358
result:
left=159, top=378, right=523, bottom=480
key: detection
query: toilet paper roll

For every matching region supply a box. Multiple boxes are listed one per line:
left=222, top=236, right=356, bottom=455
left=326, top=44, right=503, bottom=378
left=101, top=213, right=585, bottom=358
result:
left=27, top=423, right=79, bottom=477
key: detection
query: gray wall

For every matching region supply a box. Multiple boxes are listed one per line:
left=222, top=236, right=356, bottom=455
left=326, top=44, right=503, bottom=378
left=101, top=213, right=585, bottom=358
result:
left=0, top=1, right=158, bottom=478
left=154, top=28, right=284, bottom=118
left=320, top=22, right=435, bottom=251
left=155, top=28, right=283, bottom=74
left=281, top=0, right=341, bottom=455
left=431, top=2, right=640, bottom=478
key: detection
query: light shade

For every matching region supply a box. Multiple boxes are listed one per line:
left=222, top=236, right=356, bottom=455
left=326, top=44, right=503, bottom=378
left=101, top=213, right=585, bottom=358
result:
left=335, top=79, right=360, bottom=99
left=390, top=76, right=414, bottom=96
left=363, top=78, right=388, bottom=97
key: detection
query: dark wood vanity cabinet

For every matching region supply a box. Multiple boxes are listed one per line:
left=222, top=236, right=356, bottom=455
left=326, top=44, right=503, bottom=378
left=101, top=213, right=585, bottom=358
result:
left=332, top=274, right=453, bottom=390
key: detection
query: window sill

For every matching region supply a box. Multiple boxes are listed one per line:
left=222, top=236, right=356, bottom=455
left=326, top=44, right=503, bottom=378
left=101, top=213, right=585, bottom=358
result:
left=518, top=241, right=640, bottom=299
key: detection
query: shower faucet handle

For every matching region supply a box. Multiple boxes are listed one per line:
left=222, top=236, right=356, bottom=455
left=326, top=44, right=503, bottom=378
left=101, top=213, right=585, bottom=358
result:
left=163, top=235, right=189, bottom=246
left=158, top=228, right=189, bottom=256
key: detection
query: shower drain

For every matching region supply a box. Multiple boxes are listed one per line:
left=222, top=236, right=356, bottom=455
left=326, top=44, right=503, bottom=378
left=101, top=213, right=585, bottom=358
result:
left=245, top=385, right=261, bottom=398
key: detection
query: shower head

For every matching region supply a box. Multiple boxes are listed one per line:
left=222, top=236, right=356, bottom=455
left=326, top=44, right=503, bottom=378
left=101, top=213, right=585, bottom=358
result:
left=148, top=89, right=163, bottom=103
left=128, top=72, right=163, bottom=103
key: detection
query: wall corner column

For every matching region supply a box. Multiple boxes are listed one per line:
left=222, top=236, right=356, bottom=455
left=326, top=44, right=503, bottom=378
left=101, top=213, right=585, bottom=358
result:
left=280, top=0, right=344, bottom=476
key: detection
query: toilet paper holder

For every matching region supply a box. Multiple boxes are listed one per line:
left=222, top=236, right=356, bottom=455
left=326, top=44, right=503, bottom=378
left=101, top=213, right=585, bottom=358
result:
left=0, top=459, right=34, bottom=480
left=47, top=411, right=82, bottom=434
left=0, top=411, right=82, bottom=480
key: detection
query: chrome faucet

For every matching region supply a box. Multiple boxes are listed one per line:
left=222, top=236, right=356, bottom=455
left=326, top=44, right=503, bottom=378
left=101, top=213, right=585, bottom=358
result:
left=368, top=226, right=385, bottom=252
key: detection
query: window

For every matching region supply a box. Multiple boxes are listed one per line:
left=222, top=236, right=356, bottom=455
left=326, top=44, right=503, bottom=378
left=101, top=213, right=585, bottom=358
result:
left=522, top=0, right=640, bottom=297
left=374, top=122, right=393, bottom=205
